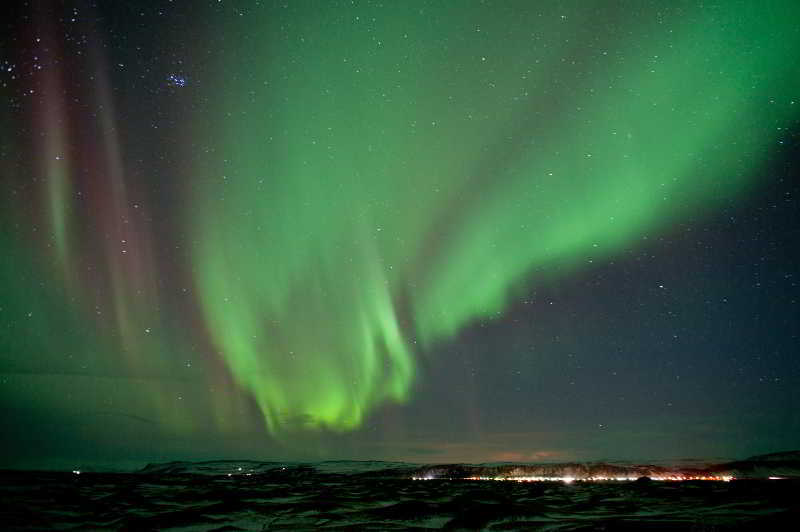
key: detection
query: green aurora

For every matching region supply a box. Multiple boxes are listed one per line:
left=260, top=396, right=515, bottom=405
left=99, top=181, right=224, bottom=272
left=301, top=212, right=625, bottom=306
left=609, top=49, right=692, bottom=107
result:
left=190, top=2, right=799, bottom=434
left=1, top=2, right=799, bottom=465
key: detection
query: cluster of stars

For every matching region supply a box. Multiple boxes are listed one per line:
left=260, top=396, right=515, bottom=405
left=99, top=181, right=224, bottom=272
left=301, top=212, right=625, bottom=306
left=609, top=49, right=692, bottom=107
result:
left=167, top=73, right=187, bottom=87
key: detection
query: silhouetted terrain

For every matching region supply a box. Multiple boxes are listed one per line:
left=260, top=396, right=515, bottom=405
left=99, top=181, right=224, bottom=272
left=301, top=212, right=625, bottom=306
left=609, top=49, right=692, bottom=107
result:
left=2, top=453, right=799, bottom=530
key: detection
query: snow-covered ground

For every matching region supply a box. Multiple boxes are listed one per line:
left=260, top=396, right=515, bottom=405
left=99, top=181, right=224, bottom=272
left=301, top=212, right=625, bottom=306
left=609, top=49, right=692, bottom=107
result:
left=2, top=454, right=799, bottom=530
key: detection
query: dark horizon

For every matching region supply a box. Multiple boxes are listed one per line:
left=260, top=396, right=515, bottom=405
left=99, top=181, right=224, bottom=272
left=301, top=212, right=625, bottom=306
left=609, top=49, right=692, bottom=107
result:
left=5, top=449, right=797, bottom=476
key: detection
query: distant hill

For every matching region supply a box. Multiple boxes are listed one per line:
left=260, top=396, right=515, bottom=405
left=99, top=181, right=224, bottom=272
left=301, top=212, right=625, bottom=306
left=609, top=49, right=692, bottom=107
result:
left=745, top=451, right=800, bottom=462
left=134, top=452, right=800, bottom=480
left=709, top=451, right=800, bottom=479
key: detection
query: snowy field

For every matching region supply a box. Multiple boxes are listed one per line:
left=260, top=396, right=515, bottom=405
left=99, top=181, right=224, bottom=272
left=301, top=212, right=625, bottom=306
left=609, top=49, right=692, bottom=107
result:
left=2, top=460, right=798, bottom=530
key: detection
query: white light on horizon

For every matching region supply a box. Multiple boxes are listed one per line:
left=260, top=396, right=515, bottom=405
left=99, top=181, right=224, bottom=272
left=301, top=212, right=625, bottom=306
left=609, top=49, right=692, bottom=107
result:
left=417, top=474, right=736, bottom=483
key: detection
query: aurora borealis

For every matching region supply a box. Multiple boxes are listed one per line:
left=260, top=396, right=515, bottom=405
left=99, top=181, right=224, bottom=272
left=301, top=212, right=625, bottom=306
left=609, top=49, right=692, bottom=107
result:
left=2, top=1, right=799, bottom=469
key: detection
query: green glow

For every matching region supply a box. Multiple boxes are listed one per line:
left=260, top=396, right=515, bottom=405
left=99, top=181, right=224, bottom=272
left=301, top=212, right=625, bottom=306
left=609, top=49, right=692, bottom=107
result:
left=42, top=92, right=72, bottom=275
left=192, top=2, right=800, bottom=433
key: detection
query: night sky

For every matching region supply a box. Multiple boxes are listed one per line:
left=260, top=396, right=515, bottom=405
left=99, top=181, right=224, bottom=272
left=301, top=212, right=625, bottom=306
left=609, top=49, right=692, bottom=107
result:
left=1, top=0, right=799, bottom=471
